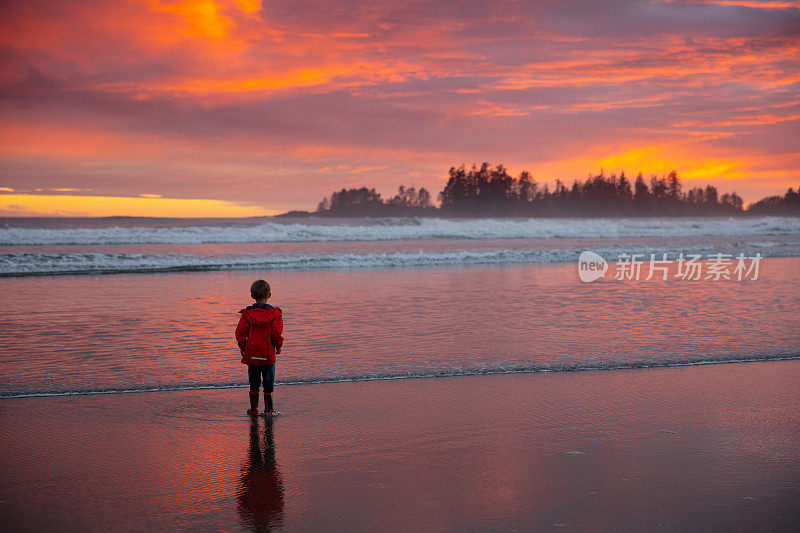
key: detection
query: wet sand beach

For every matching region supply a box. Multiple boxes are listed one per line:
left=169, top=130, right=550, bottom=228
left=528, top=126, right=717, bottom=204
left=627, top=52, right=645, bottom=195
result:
left=1, top=360, right=798, bottom=531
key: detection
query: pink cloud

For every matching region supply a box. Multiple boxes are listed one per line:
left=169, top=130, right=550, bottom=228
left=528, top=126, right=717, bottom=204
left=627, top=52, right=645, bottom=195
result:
left=1, top=0, right=798, bottom=213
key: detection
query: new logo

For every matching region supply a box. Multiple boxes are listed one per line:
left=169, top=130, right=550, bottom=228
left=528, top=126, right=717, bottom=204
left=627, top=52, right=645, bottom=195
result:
left=578, top=251, right=607, bottom=282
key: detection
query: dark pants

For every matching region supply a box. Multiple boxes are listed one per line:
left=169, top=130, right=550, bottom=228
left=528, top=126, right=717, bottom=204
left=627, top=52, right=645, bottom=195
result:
left=248, top=364, right=275, bottom=393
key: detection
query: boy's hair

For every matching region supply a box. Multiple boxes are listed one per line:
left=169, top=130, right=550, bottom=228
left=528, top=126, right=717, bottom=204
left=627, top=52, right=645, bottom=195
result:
left=250, top=280, right=271, bottom=300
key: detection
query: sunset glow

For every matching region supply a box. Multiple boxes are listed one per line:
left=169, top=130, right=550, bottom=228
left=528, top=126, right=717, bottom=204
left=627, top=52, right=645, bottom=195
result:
left=0, top=194, right=275, bottom=218
left=1, top=0, right=798, bottom=216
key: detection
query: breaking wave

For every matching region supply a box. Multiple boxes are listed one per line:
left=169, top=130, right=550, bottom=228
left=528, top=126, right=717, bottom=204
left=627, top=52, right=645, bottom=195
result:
left=1, top=240, right=794, bottom=276
left=2, top=216, right=799, bottom=246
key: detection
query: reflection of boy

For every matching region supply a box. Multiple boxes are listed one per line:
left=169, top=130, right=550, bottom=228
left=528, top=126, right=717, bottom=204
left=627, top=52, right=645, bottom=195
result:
left=237, top=418, right=285, bottom=530
left=235, top=280, right=284, bottom=416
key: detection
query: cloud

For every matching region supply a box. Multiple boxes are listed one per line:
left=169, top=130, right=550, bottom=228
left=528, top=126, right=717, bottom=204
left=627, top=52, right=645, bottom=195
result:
left=1, top=0, right=798, bottom=214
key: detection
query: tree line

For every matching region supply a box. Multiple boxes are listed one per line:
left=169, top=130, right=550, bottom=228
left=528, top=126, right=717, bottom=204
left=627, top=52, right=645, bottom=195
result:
left=315, top=184, right=436, bottom=216
left=310, top=163, right=799, bottom=217
left=747, top=187, right=800, bottom=216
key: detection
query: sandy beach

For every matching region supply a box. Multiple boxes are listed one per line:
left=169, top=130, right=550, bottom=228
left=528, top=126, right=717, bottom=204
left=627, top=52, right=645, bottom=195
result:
left=1, top=360, right=798, bottom=531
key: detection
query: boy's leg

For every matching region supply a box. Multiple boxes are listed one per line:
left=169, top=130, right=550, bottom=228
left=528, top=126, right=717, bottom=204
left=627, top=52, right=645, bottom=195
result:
left=263, top=364, right=276, bottom=413
left=247, top=365, right=261, bottom=415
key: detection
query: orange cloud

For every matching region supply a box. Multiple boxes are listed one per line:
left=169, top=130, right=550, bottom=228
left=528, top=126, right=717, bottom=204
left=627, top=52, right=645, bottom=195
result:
left=147, top=0, right=264, bottom=42
left=150, top=0, right=233, bottom=40
left=492, top=35, right=800, bottom=92
left=672, top=113, right=800, bottom=128
left=1, top=0, right=798, bottom=212
left=0, top=120, right=172, bottom=159
left=597, top=147, right=746, bottom=181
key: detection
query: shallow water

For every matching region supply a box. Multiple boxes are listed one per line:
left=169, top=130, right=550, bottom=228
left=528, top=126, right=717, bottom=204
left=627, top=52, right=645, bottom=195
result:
left=1, top=257, right=798, bottom=397
left=1, top=215, right=798, bottom=397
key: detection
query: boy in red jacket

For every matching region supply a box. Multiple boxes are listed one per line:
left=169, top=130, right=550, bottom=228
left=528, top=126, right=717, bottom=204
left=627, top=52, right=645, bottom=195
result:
left=236, top=280, right=284, bottom=416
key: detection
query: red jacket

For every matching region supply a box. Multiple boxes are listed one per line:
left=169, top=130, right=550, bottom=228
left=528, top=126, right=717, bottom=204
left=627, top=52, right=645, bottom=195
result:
left=236, top=304, right=284, bottom=365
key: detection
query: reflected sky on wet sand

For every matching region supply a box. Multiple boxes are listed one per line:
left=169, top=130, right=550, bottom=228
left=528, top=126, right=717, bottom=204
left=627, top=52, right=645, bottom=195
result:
left=1, top=361, right=798, bottom=530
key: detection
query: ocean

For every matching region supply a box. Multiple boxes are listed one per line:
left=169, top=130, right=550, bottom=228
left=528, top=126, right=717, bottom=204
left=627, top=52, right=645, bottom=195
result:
left=1, top=215, right=799, bottom=398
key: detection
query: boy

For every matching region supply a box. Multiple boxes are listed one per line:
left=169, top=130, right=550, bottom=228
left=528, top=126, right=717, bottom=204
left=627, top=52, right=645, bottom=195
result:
left=236, top=280, right=284, bottom=416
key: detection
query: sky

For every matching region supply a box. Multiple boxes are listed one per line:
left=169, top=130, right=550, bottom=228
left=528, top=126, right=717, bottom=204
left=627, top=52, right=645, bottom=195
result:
left=1, top=0, right=798, bottom=217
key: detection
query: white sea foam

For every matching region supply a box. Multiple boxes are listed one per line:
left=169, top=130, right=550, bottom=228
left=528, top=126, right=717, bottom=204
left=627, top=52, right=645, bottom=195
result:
left=1, top=216, right=799, bottom=245
left=0, top=241, right=792, bottom=276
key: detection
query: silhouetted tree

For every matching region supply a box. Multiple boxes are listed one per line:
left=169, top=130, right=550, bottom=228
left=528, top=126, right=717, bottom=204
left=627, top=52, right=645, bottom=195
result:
left=311, top=163, right=791, bottom=218
left=417, top=188, right=432, bottom=208
left=618, top=172, right=633, bottom=202
left=633, top=173, right=650, bottom=212
left=667, top=170, right=681, bottom=200
left=686, top=187, right=704, bottom=205
left=517, top=171, right=536, bottom=205
left=328, top=187, right=383, bottom=214
left=704, top=185, right=718, bottom=206
left=747, top=186, right=800, bottom=216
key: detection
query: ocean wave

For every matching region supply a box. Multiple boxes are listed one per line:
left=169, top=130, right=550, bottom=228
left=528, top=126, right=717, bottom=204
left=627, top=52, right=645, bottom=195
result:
left=2, top=216, right=799, bottom=245
left=3, top=353, right=797, bottom=398
left=1, top=241, right=793, bottom=276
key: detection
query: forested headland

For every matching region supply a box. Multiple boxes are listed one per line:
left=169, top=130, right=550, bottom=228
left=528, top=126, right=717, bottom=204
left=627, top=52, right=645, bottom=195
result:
left=299, top=163, right=799, bottom=217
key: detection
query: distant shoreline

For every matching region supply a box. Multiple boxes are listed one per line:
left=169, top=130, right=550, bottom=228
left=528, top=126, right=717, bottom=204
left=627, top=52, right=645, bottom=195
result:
left=276, top=210, right=800, bottom=219
left=1, top=212, right=799, bottom=222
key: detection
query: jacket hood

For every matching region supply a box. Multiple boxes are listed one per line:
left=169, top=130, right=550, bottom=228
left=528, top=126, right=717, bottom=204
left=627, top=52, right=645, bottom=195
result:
left=239, top=304, right=281, bottom=327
